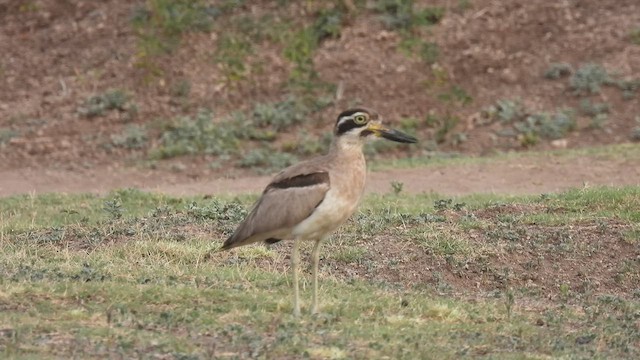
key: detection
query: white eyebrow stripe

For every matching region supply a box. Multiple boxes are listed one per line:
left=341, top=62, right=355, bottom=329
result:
left=337, top=112, right=367, bottom=127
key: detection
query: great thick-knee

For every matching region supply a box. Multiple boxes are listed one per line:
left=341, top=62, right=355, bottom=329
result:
left=221, top=108, right=417, bottom=316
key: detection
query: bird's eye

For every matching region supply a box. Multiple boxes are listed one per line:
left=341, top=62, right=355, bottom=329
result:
left=353, top=115, right=367, bottom=124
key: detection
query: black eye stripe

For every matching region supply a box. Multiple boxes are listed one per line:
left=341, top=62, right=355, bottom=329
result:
left=334, top=108, right=378, bottom=136
left=336, top=119, right=364, bottom=135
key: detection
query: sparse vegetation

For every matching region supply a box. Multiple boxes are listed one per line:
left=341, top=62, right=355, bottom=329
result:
left=1, top=186, right=639, bottom=358
left=77, top=89, right=135, bottom=119
left=147, top=96, right=331, bottom=170
left=239, top=148, right=298, bottom=173
left=630, top=27, right=640, bottom=45
left=111, top=125, right=148, bottom=149
left=131, top=0, right=217, bottom=54
left=632, top=116, right=640, bottom=142
left=0, top=128, right=19, bottom=146
left=544, top=62, right=573, bottom=79
left=485, top=100, right=576, bottom=146
left=374, top=0, right=445, bottom=30
left=214, top=32, right=254, bottom=83
left=515, top=108, right=576, bottom=141
left=569, top=63, right=612, bottom=95
left=150, top=109, right=242, bottom=160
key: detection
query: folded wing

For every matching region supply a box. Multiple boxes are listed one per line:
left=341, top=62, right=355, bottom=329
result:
left=221, top=171, right=330, bottom=250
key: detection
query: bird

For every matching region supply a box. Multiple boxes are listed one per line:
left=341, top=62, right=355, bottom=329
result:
left=221, top=108, right=417, bottom=316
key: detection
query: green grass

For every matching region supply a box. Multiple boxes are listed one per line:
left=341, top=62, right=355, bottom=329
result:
left=1, top=186, right=639, bottom=358
left=370, top=142, right=640, bottom=170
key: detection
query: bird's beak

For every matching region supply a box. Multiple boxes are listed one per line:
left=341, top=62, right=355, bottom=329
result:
left=367, top=123, right=418, bottom=143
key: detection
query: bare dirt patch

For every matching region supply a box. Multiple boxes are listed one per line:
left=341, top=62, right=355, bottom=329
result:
left=1, top=149, right=639, bottom=197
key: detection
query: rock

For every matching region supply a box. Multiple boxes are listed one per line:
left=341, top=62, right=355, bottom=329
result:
left=551, top=139, right=568, bottom=148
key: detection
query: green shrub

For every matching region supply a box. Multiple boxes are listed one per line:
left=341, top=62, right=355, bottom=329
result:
left=579, top=99, right=609, bottom=117
left=78, top=90, right=133, bottom=118
left=131, top=0, right=218, bottom=55
left=544, top=63, right=573, bottom=79
left=569, top=64, right=612, bottom=95
left=375, top=0, right=444, bottom=30
left=515, top=109, right=576, bottom=140
left=111, top=125, right=148, bottom=149
left=214, top=33, right=254, bottom=82
left=495, top=99, right=525, bottom=123
left=0, top=128, right=19, bottom=146
left=150, top=109, right=242, bottom=159
left=240, top=148, right=298, bottom=172
left=630, top=28, right=640, bottom=45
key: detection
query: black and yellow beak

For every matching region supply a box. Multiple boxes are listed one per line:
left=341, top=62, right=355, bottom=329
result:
left=367, top=123, right=418, bottom=143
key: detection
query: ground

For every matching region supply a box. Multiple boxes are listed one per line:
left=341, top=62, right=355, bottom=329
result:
left=0, top=1, right=639, bottom=358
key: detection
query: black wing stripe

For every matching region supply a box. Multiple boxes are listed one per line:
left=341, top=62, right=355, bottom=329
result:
left=266, top=172, right=330, bottom=191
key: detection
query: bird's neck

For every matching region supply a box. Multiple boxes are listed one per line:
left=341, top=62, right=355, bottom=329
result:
left=330, top=136, right=365, bottom=155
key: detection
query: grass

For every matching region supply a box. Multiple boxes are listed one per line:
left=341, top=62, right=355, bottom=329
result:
left=1, top=186, right=639, bottom=358
left=630, top=27, right=640, bottom=45
left=369, top=142, right=640, bottom=170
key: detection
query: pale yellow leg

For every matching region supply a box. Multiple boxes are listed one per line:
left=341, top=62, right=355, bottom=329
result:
left=291, top=238, right=301, bottom=316
left=311, top=239, right=322, bottom=314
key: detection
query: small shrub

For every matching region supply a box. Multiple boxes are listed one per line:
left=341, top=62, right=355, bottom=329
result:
left=150, top=109, right=242, bottom=159
left=78, top=90, right=132, bottom=118
left=282, top=6, right=347, bottom=91
left=631, top=117, right=640, bottom=142
left=288, top=132, right=328, bottom=156
left=615, top=79, right=640, bottom=100
left=252, top=97, right=305, bottom=131
left=579, top=99, right=609, bottom=117
left=171, top=79, right=191, bottom=99
left=214, top=33, right=254, bottom=82
left=251, top=96, right=331, bottom=131
left=515, top=109, right=576, bottom=140
left=131, top=0, right=220, bottom=78
left=131, top=0, right=218, bottom=55
left=630, top=28, right=640, bottom=45
left=434, top=114, right=460, bottom=144
left=494, top=99, right=525, bottom=123
left=111, top=125, right=148, bottom=149
left=239, top=148, right=298, bottom=172
left=312, top=7, right=344, bottom=42
left=103, top=199, right=124, bottom=220
left=438, top=85, right=473, bottom=105
left=544, top=63, right=573, bottom=79
left=589, top=113, right=609, bottom=130
left=569, top=64, right=612, bottom=95
left=375, top=0, right=444, bottom=30
left=0, top=128, right=19, bottom=146
left=391, top=181, right=404, bottom=195
left=419, top=41, right=439, bottom=64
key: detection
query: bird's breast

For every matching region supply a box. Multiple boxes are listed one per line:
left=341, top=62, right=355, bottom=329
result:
left=292, top=153, right=366, bottom=240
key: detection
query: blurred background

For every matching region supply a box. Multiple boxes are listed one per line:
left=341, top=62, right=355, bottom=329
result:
left=1, top=0, right=639, bottom=178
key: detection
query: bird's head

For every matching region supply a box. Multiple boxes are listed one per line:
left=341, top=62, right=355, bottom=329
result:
left=333, top=108, right=418, bottom=146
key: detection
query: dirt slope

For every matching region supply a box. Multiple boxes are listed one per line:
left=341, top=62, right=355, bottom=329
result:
left=1, top=0, right=639, bottom=192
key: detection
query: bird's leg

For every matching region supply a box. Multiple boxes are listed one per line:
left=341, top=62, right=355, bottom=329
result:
left=311, top=239, right=322, bottom=314
left=291, top=238, right=301, bottom=316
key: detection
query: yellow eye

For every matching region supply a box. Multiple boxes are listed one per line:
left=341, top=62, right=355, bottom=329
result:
left=353, top=114, right=367, bottom=124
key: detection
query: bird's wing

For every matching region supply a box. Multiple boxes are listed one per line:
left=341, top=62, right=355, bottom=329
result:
left=221, top=165, right=330, bottom=250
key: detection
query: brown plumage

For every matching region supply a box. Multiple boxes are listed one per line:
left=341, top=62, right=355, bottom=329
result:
left=221, top=108, right=417, bottom=316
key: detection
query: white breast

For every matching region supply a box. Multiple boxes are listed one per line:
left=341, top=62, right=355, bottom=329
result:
left=292, top=149, right=366, bottom=241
